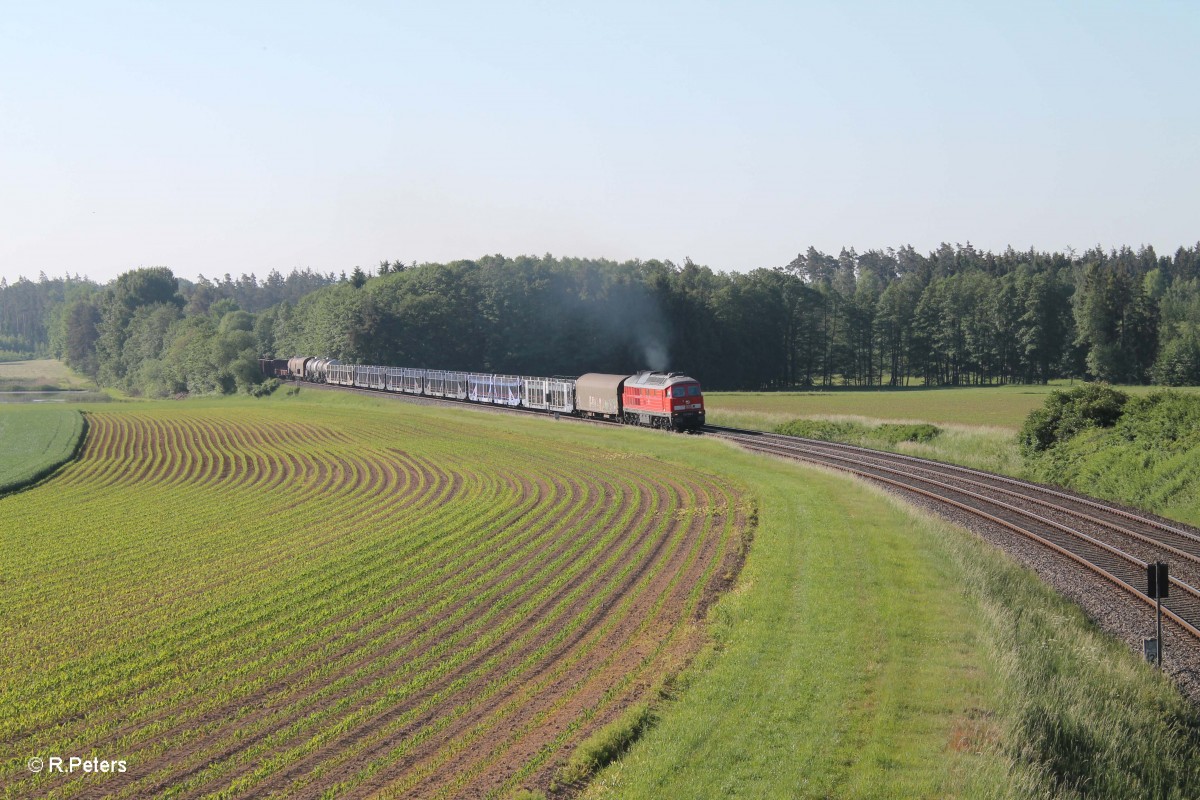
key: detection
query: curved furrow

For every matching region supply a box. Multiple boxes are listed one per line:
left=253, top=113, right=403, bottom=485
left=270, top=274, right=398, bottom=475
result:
left=28, top=453, right=544, bottom=791
left=105, top=460, right=600, bottom=796
left=1, top=407, right=753, bottom=800
left=247, top=468, right=669, bottom=800
left=393, top=473, right=731, bottom=799
left=144, top=464, right=609, bottom=799
left=2, top=448, right=469, bottom=747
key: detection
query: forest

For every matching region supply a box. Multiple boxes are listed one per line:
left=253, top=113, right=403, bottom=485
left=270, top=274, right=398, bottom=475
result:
left=2, top=241, right=1200, bottom=395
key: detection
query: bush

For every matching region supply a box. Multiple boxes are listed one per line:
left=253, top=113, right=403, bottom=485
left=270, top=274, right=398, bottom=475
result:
left=249, top=378, right=281, bottom=398
left=1022, top=390, right=1200, bottom=527
left=775, top=419, right=859, bottom=441
left=1018, top=384, right=1128, bottom=454
left=1112, top=390, right=1200, bottom=449
left=874, top=423, right=941, bottom=444
left=775, top=419, right=941, bottom=447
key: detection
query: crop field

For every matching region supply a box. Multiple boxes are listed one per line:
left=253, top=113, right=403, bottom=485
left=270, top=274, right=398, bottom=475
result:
left=0, top=405, right=85, bottom=494
left=1, top=398, right=747, bottom=798
left=706, top=386, right=1054, bottom=430
left=0, top=359, right=92, bottom=391
left=707, top=383, right=1200, bottom=432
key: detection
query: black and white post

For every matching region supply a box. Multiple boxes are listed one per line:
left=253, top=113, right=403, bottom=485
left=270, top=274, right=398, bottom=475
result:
left=1147, top=561, right=1169, bottom=670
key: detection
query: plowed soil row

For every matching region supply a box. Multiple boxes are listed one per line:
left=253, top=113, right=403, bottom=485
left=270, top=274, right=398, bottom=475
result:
left=1, top=403, right=749, bottom=800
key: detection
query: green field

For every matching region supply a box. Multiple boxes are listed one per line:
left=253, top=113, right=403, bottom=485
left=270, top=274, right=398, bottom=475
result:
left=709, top=384, right=1200, bottom=523
left=0, top=359, right=92, bottom=391
left=4, top=390, right=1199, bottom=798
left=0, top=405, right=85, bottom=495
left=707, top=383, right=1200, bottom=432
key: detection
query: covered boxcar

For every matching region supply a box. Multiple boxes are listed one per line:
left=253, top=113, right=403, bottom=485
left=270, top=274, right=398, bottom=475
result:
left=258, top=358, right=289, bottom=379
left=575, top=373, right=627, bottom=421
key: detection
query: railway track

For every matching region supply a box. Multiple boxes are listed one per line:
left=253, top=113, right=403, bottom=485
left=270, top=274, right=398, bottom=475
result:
left=702, top=425, right=1200, bottom=646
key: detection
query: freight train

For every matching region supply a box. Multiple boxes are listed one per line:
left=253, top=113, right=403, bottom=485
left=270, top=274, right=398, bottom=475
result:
left=261, top=357, right=706, bottom=431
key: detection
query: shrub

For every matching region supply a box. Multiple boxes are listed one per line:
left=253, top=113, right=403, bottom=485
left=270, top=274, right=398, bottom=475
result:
left=1151, top=336, right=1200, bottom=386
left=1018, top=384, right=1128, bottom=454
left=1112, top=390, right=1200, bottom=449
left=249, top=378, right=281, bottom=398
left=775, top=419, right=859, bottom=440
left=874, top=423, right=941, bottom=444
left=775, top=419, right=941, bottom=447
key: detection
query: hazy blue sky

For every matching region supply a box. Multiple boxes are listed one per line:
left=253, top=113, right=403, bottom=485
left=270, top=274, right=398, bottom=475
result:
left=2, top=1, right=1196, bottom=285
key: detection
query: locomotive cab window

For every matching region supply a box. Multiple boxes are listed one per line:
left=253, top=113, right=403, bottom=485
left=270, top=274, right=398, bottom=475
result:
left=671, top=386, right=687, bottom=398
left=688, top=385, right=700, bottom=396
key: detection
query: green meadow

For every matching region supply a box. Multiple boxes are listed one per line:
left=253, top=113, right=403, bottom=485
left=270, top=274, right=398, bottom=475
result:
left=709, top=383, right=1200, bottom=531
left=0, top=405, right=85, bottom=495
left=707, top=386, right=1053, bottom=430
left=0, top=358, right=92, bottom=391
left=706, top=383, right=1200, bottom=479
left=707, top=383, right=1200, bottom=431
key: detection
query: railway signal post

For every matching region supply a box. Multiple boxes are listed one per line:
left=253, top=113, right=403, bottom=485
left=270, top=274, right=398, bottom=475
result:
left=1146, top=561, right=1169, bottom=670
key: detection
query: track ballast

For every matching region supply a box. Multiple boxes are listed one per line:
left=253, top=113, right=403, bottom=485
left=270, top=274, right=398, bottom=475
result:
left=701, top=424, right=1200, bottom=697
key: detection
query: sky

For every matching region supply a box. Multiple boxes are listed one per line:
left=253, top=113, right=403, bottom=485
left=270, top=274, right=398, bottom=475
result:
left=2, top=1, right=1197, bottom=285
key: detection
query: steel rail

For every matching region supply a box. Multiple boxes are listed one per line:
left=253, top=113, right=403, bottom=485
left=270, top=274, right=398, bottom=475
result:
left=708, top=424, right=1200, bottom=549
left=709, top=429, right=1200, bottom=641
left=718, top=430, right=1200, bottom=568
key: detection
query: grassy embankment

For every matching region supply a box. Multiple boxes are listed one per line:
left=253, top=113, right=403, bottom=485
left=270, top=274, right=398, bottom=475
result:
left=1023, top=390, right=1200, bottom=528
left=0, top=405, right=85, bottom=495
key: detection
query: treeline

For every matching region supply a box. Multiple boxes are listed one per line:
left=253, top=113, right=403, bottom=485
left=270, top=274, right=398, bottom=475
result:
left=781, top=242, right=1200, bottom=388
left=0, top=267, right=338, bottom=390
left=0, top=268, right=337, bottom=358
left=4, top=243, right=1200, bottom=395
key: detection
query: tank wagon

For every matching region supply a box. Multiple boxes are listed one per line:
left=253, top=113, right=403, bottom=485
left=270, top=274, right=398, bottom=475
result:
left=276, top=359, right=705, bottom=431
left=287, top=356, right=312, bottom=380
